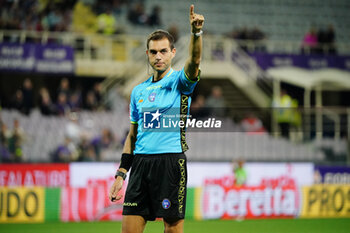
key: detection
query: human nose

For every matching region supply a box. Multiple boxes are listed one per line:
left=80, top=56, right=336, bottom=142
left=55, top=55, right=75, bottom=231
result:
left=155, top=51, right=162, bottom=59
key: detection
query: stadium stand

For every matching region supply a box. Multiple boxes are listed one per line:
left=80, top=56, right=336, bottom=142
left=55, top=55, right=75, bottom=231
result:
left=144, top=0, right=350, bottom=54
left=144, top=0, right=350, bottom=40
left=0, top=0, right=349, bottom=163
left=0, top=108, right=129, bottom=162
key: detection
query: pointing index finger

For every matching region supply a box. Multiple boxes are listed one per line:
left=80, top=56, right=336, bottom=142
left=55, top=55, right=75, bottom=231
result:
left=190, top=4, right=194, bottom=17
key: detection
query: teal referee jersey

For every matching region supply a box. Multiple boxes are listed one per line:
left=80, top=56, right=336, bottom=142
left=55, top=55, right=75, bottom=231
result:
left=130, top=68, right=199, bottom=154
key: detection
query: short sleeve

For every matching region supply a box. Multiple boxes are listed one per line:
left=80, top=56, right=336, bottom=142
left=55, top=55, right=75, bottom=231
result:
left=129, top=89, right=139, bottom=124
left=178, top=68, right=200, bottom=95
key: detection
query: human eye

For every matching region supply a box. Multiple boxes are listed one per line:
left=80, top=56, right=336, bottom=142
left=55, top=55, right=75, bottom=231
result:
left=150, top=50, right=157, bottom=55
left=160, top=49, right=168, bottom=54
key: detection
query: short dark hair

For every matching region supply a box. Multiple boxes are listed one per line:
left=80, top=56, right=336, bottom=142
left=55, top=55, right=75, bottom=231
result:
left=146, top=29, right=175, bottom=50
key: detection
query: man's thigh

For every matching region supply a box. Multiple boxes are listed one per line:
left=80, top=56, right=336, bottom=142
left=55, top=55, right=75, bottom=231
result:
left=122, top=215, right=147, bottom=233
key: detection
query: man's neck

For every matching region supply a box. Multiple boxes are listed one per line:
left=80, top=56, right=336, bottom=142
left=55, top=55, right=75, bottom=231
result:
left=153, top=67, right=171, bottom=82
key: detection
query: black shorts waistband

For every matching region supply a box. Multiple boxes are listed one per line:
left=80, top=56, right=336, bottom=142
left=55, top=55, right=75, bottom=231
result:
left=134, top=153, right=185, bottom=158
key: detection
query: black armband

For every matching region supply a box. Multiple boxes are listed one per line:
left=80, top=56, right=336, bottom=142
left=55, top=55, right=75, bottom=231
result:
left=119, top=153, right=134, bottom=171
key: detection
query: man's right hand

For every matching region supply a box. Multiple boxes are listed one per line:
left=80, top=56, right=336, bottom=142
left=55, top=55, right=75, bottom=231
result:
left=109, top=176, right=124, bottom=202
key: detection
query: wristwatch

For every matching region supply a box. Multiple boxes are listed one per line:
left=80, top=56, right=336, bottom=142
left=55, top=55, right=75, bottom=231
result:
left=115, top=170, right=127, bottom=180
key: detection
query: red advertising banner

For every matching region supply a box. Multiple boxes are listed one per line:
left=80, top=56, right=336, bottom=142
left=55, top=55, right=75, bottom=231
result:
left=0, top=164, right=69, bottom=187
left=201, top=175, right=299, bottom=219
left=60, top=177, right=126, bottom=221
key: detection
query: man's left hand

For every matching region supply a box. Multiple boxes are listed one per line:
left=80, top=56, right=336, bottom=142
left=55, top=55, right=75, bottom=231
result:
left=189, top=5, right=204, bottom=33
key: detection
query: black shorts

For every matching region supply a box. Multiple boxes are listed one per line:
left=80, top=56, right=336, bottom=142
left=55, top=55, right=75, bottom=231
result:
left=122, top=153, right=187, bottom=221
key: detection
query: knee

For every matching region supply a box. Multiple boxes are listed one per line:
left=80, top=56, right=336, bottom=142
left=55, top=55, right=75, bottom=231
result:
left=164, top=218, right=184, bottom=233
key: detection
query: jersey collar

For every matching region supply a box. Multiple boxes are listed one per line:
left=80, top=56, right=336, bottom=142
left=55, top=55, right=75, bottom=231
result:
left=152, top=68, right=174, bottom=83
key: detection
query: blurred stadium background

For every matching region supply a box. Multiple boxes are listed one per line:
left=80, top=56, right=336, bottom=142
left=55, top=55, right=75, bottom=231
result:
left=0, top=0, right=349, bottom=232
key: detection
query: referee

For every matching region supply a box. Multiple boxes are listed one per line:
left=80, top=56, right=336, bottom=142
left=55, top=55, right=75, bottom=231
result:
left=109, top=5, right=204, bottom=233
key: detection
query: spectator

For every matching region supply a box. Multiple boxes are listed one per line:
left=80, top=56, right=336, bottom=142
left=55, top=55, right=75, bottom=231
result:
left=0, top=122, right=11, bottom=162
left=69, top=91, right=82, bottom=112
left=0, top=121, right=10, bottom=146
left=240, top=113, right=266, bottom=133
left=77, top=135, right=96, bottom=161
left=72, top=0, right=98, bottom=34
left=91, top=128, right=116, bottom=161
left=127, top=2, right=148, bottom=25
left=250, top=26, right=265, bottom=41
left=92, top=82, right=103, bottom=108
left=232, top=159, right=247, bottom=187
left=52, top=136, right=77, bottom=162
left=35, top=13, right=45, bottom=32
left=38, top=87, right=57, bottom=115
left=317, top=27, right=326, bottom=53
left=57, top=77, right=71, bottom=100
left=191, top=95, right=208, bottom=118
left=20, top=14, right=35, bottom=31
left=226, top=26, right=266, bottom=52
left=324, top=24, right=336, bottom=54
left=61, top=8, right=72, bottom=32
left=11, top=90, right=25, bottom=114
left=8, top=119, right=25, bottom=162
left=0, top=142, right=11, bottom=162
left=46, top=8, right=64, bottom=31
left=56, top=92, right=70, bottom=116
left=168, top=24, right=179, bottom=43
left=250, top=26, right=266, bottom=52
left=85, top=91, right=98, bottom=111
left=148, top=5, right=161, bottom=27
left=111, top=0, right=124, bottom=16
left=97, top=8, right=117, bottom=35
left=272, top=89, right=293, bottom=139
left=301, top=27, right=318, bottom=54
left=21, top=78, right=34, bottom=115
left=205, top=86, right=226, bottom=117
left=65, top=112, right=83, bottom=144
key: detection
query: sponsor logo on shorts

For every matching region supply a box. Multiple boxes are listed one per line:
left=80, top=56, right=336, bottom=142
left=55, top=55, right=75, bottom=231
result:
left=162, top=199, right=171, bottom=209
left=123, top=202, right=138, bottom=207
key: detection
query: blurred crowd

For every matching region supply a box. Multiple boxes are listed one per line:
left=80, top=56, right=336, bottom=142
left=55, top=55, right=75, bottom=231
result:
left=301, top=25, right=336, bottom=54
left=0, top=118, right=25, bottom=162
left=0, top=0, right=338, bottom=56
left=0, top=0, right=75, bottom=32
left=220, top=26, right=267, bottom=53
left=226, top=26, right=266, bottom=41
left=0, top=112, right=123, bottom=163
left=0, top=0, right=162, bottom=35
left=51, top=112, right=123, bottom=163
left=3, top=77, right=106, bottom=116
left=0, top=76, right=125, bottom=163
left=191, top=86, right=267, bottom=134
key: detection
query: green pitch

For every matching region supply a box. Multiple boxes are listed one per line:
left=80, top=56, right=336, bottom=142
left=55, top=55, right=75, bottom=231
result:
left=1, top=218, right=349, bottom=233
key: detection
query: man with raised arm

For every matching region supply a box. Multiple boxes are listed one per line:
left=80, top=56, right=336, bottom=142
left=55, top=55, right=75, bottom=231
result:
left=109, top=5, right=204, bottom=233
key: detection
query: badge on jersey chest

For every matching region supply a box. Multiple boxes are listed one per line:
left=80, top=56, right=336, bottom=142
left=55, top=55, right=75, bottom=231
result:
left=148, top=92, right=156, bottom=102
